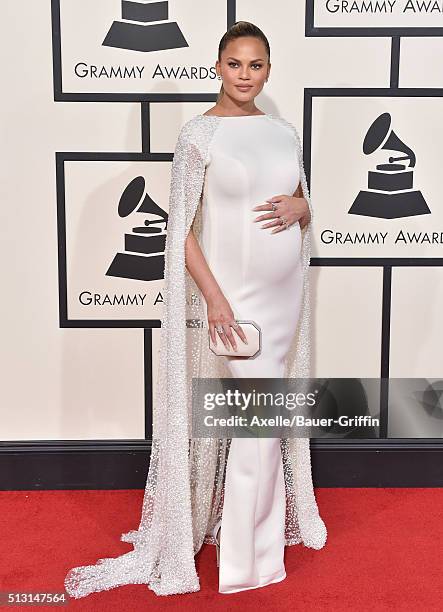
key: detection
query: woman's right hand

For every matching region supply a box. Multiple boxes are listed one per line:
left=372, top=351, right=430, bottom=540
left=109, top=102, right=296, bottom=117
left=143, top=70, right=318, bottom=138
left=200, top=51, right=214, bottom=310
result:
left=206, top=293, right=248, bottom=352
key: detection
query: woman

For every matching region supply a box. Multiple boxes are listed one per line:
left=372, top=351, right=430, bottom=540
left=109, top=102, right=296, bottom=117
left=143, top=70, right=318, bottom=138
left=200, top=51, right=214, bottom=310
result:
left=64, top=21, right=327, bottom=598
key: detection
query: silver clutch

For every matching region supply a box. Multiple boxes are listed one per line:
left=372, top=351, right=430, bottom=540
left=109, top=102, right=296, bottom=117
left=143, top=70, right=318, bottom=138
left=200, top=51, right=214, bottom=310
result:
left=208, top=320, right=261, bottom=358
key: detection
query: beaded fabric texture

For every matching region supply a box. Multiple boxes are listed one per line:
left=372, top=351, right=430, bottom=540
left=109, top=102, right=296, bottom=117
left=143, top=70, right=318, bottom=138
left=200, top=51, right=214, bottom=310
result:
left=63, top=114, right=327, bottom=599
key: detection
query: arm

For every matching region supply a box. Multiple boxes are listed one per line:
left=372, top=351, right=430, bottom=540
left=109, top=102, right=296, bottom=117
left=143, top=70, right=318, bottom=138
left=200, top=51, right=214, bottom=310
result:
left=293, top=181, right=303, bottom=199
left=168, top=125, right=222, bottom=306
left=184, top=227, right=222, bottom=306
left=173, top=126, right=247, bottom=349
left=166, top=121, right=247, bottom=350
left=185, top=225, right=248, bottom=351
left=293, top=181, right=311, bottom=228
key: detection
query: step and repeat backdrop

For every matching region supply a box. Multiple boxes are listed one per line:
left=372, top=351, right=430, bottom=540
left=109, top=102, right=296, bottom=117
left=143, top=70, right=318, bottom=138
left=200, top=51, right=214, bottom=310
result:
left=2, top=0, right=442, bottom=443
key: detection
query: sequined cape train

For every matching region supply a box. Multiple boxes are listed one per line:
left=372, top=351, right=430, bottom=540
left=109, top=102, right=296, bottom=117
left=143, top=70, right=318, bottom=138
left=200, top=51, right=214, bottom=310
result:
left=64, top=113, right=327, bottom=598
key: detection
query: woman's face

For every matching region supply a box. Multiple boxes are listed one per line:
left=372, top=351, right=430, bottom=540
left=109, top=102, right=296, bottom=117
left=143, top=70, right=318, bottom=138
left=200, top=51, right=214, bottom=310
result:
left=216, top=37, right=270, bottom=103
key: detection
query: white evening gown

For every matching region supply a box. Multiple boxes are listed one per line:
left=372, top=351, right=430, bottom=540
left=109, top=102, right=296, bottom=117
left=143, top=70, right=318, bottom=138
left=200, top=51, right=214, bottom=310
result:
left=199, top=114, right=303, bottom=593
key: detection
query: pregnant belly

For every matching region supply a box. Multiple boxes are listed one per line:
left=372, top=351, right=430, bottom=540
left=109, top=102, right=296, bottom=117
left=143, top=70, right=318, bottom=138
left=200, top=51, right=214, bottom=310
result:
left=201, top=219, right=304, bottom=345
left=246, top=221, right=302, bottom=285
left=203, top=219, right=303, bottom=307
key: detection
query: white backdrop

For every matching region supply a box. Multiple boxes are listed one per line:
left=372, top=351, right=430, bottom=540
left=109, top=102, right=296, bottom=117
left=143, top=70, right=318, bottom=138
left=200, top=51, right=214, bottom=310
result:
left=1, top=0, right=442, bottom=442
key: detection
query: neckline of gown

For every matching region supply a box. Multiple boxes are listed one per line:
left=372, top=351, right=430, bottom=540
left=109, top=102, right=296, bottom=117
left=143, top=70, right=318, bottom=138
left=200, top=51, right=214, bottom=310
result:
left=199, top=113, right=269, bottom=118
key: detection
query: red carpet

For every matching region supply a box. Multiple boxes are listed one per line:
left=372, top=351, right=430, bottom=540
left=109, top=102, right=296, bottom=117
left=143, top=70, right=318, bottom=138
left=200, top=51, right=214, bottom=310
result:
left=0, top=488, right=441, bottom=611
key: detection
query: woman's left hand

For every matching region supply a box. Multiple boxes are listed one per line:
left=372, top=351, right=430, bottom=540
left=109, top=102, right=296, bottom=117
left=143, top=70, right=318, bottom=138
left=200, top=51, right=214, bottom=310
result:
left=252, top=194, right=311, bottom=233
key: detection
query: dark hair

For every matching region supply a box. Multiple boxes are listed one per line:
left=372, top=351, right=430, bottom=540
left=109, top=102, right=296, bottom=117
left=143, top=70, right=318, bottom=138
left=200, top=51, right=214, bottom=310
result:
left=216, top=21, right=271, bottom=103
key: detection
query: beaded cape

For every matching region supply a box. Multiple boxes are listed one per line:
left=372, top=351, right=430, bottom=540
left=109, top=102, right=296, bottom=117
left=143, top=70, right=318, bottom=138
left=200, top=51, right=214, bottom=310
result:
left=64, top=113, right=327, bottom=598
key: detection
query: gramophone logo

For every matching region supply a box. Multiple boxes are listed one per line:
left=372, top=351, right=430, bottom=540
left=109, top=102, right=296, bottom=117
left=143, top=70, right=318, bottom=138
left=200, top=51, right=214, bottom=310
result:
left=102, top=0, right=188, bottom=52
left=106, top=176, right=169, bottom=282
left=349, top=112, right=430, bottom=219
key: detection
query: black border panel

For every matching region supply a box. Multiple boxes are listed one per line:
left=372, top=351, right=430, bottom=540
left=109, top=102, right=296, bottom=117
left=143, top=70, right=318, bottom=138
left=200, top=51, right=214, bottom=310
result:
left=51, top=0, right=235, bottom=102
left=304, top=87, right=443, bottom=442
left=0, top=440, right=441, bottom=489
left=305, top=0, right=443, bottom=37
left=56, top=151, right=174, bottom=328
